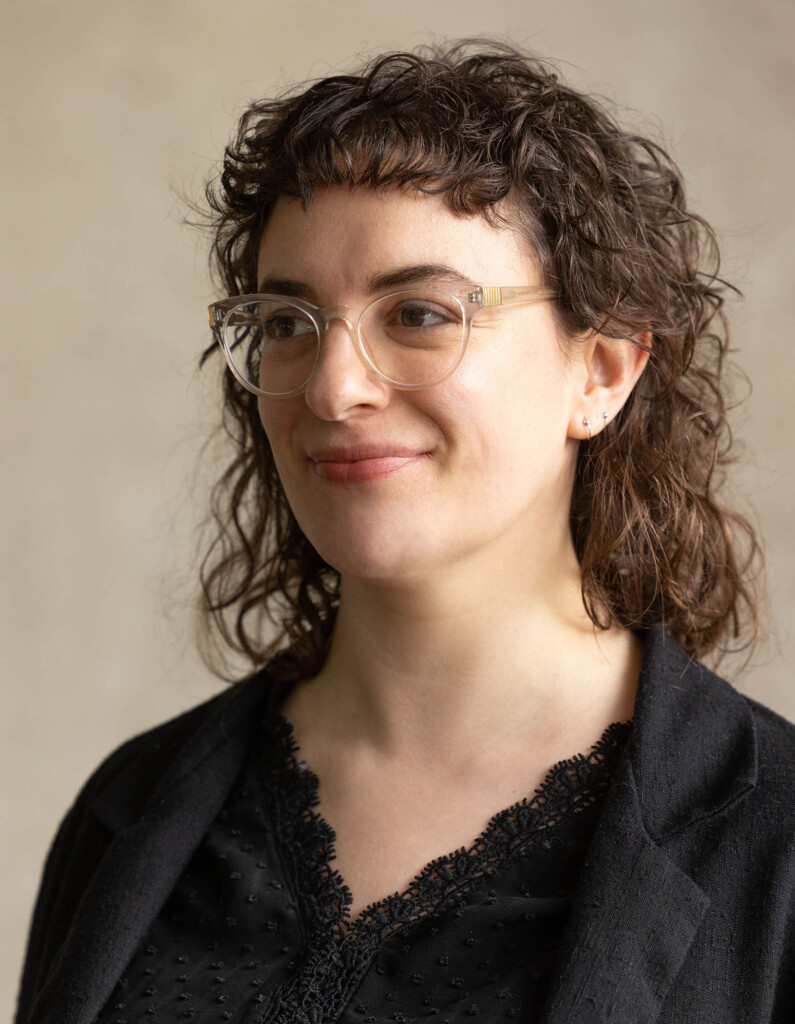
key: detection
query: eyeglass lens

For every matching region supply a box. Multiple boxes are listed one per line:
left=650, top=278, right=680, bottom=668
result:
left=223, top=290, right=467, bottom=394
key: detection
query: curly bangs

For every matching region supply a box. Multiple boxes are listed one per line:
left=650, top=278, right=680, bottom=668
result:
left=197, top=39, right=761, bottom=681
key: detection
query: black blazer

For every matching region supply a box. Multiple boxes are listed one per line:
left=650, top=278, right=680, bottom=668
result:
left=15, top=628, right=795, bottom=1023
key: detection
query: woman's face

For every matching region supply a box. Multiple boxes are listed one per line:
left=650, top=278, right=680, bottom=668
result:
left=256, top=187, right=587, bottom=583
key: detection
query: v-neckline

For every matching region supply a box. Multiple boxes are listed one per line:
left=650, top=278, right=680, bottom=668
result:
left=256, top=680, right=632, bottom=947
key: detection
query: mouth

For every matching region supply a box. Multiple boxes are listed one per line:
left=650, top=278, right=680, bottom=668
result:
left=308, top=446, right=430, bottom=484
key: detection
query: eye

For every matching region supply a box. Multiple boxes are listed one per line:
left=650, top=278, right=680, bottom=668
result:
left=395, top=303, right=450, bottom=328
left=261, top=310, right=316, bottom=340
left=381, top=297, right=459, bottom=331
left=369, top=292, right=464, bottom=354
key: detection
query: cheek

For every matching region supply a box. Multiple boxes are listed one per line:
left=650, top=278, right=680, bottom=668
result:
left=446, top=336, right=573, bottom=459
left=256, top=398, right=307, bottom=492
left=508, top=340, right=579, bottom=443
left=257, top=398, right=297, bottom=452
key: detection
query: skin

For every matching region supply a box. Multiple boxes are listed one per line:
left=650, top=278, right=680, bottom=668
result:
left=255, top=186, right=650, bottom=922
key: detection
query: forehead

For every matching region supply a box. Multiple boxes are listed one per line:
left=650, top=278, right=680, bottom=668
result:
left=256, top=188, right=537, bottom=296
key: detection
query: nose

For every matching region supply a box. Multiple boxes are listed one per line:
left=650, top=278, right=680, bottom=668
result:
left=303, top=313, right=390, bottom=420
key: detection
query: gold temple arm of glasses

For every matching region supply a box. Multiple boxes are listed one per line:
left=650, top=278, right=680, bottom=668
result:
left=468, top=285, right=560, bottom=307
left=468, top=286, right=653, bottom=353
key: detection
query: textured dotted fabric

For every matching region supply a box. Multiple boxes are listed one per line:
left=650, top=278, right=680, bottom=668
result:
left=95, top=681, right=631, bottom=1024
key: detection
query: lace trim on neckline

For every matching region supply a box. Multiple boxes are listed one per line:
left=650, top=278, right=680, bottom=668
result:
left=258, top=701, right=631, bottom=947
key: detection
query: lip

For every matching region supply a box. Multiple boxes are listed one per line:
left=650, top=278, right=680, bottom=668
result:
left=308, top=445, right=430, bottom=484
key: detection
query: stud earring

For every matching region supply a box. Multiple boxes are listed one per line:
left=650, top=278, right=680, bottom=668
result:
left=583, top=417, right=592, bottom=440
left=603, top=411, right=609, bottom=425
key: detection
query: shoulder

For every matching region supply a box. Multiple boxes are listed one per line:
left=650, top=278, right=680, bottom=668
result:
left=640, top=627, right=795, bottom=753
left=78, top=686, right=230, bottom=795
left=70, top=669, right=278, bottom=827
left=740, top=689, right=795, bottom=784
left=16, top=672, right=280, bottom=1021
left=632, top=629, right=795, bottom=841
left=689, top=650, right=795, bottom=791
left=694, top=663, right=795, bottom=838
left=695, top=656, right=795, bottom=762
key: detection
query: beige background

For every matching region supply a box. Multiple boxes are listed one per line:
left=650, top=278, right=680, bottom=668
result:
left=3, top=0, right=793, bottom=1015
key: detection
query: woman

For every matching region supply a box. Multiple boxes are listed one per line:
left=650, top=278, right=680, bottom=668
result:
left=16, top=40, right=795, bottom=1024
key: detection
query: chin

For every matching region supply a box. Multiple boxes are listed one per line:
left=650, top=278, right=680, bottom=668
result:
left=319, top=543, right=423, bottom=582
left=303, top=524, right=436, bottom=582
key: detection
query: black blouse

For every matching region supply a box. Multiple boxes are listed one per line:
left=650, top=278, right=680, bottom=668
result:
left=94, top=678, right=631, bottom=1024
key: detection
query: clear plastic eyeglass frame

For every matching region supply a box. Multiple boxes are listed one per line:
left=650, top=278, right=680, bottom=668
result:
left=207, top=284, right=561, bottom=398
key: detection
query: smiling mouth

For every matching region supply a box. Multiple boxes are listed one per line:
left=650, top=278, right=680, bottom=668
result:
left=310, top=451, right=429, bottom=484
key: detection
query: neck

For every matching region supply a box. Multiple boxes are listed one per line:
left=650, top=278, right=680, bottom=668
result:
left=292, top=532, right=641, bottom=765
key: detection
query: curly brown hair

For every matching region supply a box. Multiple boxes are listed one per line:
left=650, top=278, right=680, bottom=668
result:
left=196, top=39, right=761, bottom=681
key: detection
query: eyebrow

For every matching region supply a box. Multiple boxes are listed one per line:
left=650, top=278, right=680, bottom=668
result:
left=256, top=263, right=475, bottom=299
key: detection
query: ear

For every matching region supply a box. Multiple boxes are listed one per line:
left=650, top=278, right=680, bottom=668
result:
left=567, top=330, right=652, bottom=440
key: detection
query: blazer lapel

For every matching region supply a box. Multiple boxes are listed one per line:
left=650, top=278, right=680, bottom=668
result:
left=29, top=673, right=277, bottom=1024
left=540, top=628, right=757, bottom=1024
left=539, top=761, right=710, bottom=1022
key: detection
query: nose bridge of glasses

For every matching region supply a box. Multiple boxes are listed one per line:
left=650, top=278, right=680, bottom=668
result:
left=319, top=305, right=357, bottom=335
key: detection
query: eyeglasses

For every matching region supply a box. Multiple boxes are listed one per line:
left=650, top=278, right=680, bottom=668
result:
left=207, top=283, right=560, bottom=398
